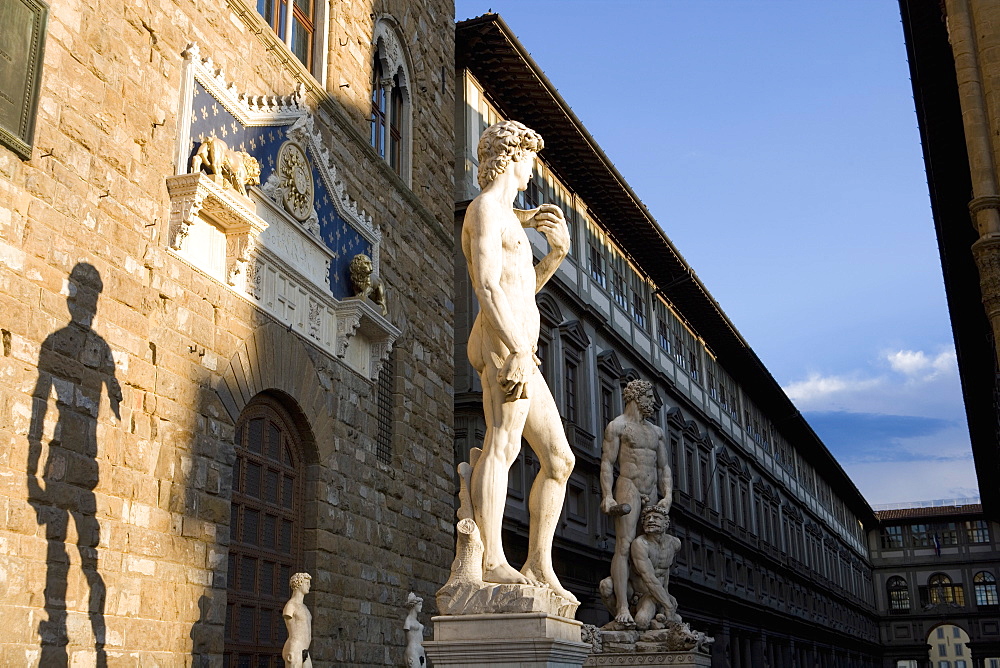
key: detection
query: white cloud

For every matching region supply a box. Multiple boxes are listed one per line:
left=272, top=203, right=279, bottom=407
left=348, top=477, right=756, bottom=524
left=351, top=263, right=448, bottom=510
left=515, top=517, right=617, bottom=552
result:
left=783, top=372, right=881, bottom=408
left=780, top=347, right=963, bottom=418
left=886, top=349, right=956, bottom=379
left=781, top=347, right=976, bottom=504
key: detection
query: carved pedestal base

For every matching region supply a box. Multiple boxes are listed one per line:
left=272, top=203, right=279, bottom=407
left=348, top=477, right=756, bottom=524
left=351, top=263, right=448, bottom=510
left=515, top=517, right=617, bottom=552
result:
left=584, top=651, right=711, bottom=667
left=437, top=579, right=579, bottom=618
left=581, top=624, right=714, bottom=666
left=425, top=612, right=588, bottom=668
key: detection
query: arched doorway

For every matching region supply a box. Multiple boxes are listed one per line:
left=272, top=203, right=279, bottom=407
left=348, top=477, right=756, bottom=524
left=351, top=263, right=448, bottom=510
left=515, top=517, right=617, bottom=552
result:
left=927, top=624, right=970, bottom=668
left=224, top=395, right=306, bottom=667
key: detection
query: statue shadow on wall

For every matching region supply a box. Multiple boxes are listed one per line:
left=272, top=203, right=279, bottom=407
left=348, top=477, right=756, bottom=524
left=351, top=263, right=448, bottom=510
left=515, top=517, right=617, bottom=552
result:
left=27, top=262, right=122, bottom=667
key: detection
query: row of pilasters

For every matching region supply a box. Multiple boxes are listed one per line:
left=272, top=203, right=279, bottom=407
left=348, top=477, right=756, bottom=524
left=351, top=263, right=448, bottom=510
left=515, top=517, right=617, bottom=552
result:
left=710, top=623, right=878, bottom=667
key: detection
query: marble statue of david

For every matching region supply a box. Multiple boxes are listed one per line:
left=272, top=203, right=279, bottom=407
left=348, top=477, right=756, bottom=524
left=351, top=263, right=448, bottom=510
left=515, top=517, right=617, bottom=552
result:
left=462, top=120, right=577, bottom=603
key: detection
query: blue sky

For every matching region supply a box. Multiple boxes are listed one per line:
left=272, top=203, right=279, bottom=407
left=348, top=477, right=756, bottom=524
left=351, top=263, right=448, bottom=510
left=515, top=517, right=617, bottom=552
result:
left=455, top=0, right=980, bottom=505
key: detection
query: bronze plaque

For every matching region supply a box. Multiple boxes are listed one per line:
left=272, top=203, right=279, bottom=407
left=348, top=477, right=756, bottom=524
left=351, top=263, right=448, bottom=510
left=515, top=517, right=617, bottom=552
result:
left=0, top=0, right=47, bottom=160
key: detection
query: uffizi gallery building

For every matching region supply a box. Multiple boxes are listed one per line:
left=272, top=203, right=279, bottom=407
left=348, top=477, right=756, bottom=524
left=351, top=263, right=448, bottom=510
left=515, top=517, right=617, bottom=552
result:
left=0, top=0, right=998, bottom=667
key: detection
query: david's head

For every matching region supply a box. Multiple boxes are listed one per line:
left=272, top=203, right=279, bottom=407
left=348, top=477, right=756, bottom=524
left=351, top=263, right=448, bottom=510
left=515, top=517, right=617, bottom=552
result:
left=477, top=120, right=544, bottom=191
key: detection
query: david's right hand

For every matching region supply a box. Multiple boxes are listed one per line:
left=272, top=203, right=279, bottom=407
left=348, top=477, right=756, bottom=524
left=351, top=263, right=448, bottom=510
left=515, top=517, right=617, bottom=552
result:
left=498, top=350, right=534, bottom=400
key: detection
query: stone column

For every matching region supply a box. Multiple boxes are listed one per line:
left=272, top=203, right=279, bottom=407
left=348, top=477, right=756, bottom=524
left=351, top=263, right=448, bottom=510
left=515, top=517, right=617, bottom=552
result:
left=945, top=0, right=1000, bottom=363
left=750, top=632, right=765, bottom=668
left=711, top=624, right=730, bottom=668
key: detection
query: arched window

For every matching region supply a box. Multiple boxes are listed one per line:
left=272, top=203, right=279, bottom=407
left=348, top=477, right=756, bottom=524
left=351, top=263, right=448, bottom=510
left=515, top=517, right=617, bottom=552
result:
left=975, top=571, right=998, bottom=607
left=225, top=396, right=305, bottom=667
left=927, top=573, right=965, bottom=606
left=887, top=576, right=910, bottom=612
left=255, top=0, right=325, bottom=75
left=370, top=18, right=412, bottom=183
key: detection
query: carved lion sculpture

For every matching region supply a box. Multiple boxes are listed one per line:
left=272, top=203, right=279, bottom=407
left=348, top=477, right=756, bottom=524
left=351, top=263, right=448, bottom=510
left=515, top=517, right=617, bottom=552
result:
left=190, top=136, right=261, bottom=196
left=349, top=254, right=388, bottom=317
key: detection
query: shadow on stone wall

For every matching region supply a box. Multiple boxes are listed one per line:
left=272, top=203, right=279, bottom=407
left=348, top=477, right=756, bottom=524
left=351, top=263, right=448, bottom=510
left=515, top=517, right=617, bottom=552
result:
left=26, top=263, right=122, bottom=667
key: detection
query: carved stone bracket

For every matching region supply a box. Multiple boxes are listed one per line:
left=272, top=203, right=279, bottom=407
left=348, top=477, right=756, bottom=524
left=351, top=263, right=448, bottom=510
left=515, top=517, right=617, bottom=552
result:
left=335, top=297, right=401, bottom=379
left=166, top=173, right=267, bottom=282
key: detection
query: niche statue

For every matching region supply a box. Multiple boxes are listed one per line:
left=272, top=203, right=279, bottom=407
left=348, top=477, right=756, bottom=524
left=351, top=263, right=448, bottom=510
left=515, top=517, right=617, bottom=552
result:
left=282, top=573, right=312, bottom=668
left=403, top=592, right=427, bottom=667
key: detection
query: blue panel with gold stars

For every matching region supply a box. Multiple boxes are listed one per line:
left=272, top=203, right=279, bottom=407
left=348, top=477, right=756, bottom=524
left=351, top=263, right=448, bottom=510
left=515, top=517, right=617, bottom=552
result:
left=188, top=80, right=373, bottom=300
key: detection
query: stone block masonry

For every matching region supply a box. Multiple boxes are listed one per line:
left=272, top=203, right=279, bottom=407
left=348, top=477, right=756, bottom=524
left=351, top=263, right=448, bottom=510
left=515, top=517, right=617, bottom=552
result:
left=0, top=0, right=456, bottom=665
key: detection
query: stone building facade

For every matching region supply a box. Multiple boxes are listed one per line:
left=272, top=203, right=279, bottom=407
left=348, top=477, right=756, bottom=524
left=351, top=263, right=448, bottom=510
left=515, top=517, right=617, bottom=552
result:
left=454, top=13, right=880, bottom=668
left=871, top=503, right=1000, bottom=667
left=898, top=0, right=1000, bottom=519
left=0, top=0, right=455, bottom=665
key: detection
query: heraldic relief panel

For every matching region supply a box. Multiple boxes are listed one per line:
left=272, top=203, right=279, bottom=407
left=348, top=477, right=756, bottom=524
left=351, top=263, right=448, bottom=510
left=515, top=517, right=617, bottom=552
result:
left=165, top=44, right=399, bottom=380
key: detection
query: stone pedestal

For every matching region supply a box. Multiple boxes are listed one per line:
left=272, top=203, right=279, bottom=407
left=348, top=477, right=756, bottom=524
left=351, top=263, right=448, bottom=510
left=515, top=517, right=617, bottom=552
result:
left=584, top=651, right=711, bottom=667
left=424, top=612, right=589, bottom=668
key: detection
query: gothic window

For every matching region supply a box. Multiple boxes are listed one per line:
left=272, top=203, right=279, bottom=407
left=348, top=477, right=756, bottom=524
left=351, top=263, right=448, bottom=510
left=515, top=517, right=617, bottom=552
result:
left=371, top=56, right=389, bottom=160
left=225, top=397, right=304, bottom=667
left=975, top=571, right=998, bottom=607
left=256, top=0, right=319, bottom=73
left=370, top=19, right=412, bottom=183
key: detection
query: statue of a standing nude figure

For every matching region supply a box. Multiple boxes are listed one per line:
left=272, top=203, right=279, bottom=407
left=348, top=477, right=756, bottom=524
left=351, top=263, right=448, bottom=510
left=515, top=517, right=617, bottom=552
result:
left=600, top=379, right=672, bottom=627
left=282, top=573, right=312, bottom=668
left=463, top=120, right=576, bottom=602
left=403, top=592, right=427, bottom=667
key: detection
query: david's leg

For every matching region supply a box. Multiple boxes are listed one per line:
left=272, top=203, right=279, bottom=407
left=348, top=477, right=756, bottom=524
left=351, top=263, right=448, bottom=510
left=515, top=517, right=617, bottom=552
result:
left=471, top=365, right=531, bottom=584
left=520, top=374, right=577, bottom=602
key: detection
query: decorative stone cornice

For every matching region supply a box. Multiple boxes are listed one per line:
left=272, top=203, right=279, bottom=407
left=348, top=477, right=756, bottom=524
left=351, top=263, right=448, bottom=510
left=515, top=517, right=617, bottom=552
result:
left=182, top=43, right=308, bottom=124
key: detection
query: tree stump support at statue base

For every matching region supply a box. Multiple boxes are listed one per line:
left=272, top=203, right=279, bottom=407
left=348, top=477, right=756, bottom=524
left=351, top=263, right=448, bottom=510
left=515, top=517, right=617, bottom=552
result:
left=424, top=612, right=589, bottom=668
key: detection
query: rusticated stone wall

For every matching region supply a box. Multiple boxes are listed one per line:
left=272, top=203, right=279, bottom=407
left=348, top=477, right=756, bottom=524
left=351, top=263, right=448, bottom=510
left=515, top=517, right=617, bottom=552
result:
left=0, top=0, right=455, bottom=665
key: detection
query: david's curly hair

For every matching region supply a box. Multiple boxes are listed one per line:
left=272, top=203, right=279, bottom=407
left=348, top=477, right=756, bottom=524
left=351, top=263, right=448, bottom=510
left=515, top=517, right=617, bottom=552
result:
left=477, top=120, right=544, bottom=190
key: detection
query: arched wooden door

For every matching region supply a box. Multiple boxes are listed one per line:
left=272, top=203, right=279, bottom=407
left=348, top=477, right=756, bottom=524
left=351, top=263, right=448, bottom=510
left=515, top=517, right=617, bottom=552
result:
left=224, top=396, right=304, bottom=667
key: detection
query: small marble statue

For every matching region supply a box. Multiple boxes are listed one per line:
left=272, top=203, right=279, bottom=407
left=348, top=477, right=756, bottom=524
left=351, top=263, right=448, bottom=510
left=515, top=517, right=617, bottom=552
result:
left=600, top=379, right=672, bottom=628
left=190, top=135, right=261, bottom=196
left=599, top=505, right=682, bottom=631
left=403, top=592, right=427, bottom=667
left=459, top=120, right=575, bottom=603
left=349, top=253, right=388, bottom=316
left=282, top=572, right=313, bottom=668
